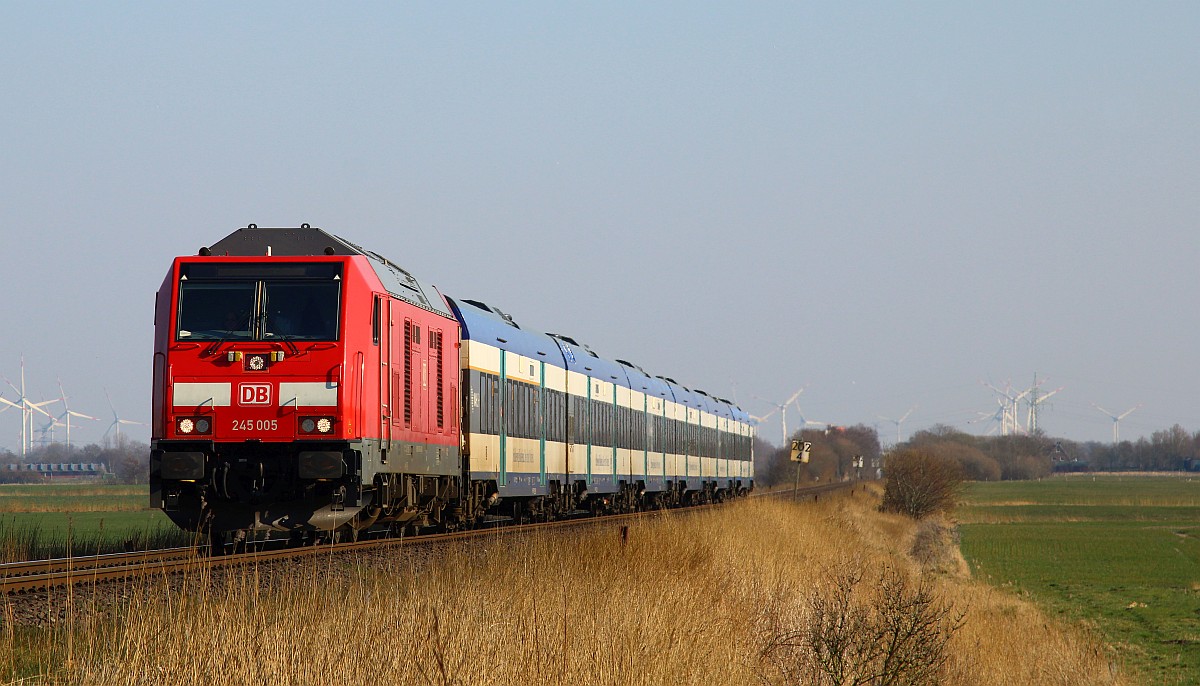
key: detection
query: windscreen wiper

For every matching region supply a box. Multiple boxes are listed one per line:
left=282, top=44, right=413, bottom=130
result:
left=264, top=330, right=300, bottom=356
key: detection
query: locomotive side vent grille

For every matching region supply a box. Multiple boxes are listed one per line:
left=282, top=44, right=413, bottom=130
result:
left=404, top=319, right=413, bottom=425
left=433, top=331, right=444, bottom=429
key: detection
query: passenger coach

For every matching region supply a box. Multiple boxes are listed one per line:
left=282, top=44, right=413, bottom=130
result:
left=449, top=297, right=754, bottom=521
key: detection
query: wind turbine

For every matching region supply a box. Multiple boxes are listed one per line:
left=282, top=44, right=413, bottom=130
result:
left=877, top=406, right=916, bottom=444
left=34, top=415, right=60, bottom=447
left=104, top=389, right=146, bottom=447
left=968, top=400, right=1006, bottom=436
left=1093, top=404, right=1141, bottom=443
left=982, top=380, right=1031, bottom=435
left=791, top=397, right=830, bottom=432
left=0, top=394, right=13, bottom=445
left=0, top=357, right=60, bottom=456
left=754, top=386, right=807, bottom=443
left=44, top=381, right=99, bottom=449
left=748, top=406, right=779, bottom=434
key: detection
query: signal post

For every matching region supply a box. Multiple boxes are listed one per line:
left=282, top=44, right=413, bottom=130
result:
left=790, top=440, right=811, bottom=499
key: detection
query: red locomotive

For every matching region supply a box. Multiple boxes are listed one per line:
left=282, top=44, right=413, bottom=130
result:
left=152, top=225, right=465, bottom=545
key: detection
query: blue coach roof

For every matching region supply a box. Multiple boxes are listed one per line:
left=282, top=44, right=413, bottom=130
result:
left=691, top=389, right=721, bottom=417
left=447, top=295, right=748, bottom=411
left=658, top=377, right=696, bottom=411
left=547, top=333, right=628, bottom=385
left=616, top=360, right=673, bottom=401
left=728, top=403, right=751, bottom=425
left=699, top=391, right=739, bottom=421
left=445, top=296, right=564, bottom=364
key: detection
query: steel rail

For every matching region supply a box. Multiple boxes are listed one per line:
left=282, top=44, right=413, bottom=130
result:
left=749, top=480, right=861, bottom=500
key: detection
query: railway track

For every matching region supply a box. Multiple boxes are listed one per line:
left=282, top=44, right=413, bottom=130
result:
left=751, top=479, right=863, bottom=500
left=1, top=481, right=857, bottom=596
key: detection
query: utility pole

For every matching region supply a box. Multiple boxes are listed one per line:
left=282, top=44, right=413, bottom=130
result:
left=1025, top=373, right=1063, bottom=434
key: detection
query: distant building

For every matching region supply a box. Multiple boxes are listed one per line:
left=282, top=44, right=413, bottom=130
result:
left=4, top=463, right=110, bottom=477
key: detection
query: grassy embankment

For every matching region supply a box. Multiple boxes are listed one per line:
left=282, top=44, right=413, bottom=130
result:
left=0, top=484, right=185, bottom=562
left=959, top=474, right=1200, bottom=685
left=3, top=486, right=1129, bottom=685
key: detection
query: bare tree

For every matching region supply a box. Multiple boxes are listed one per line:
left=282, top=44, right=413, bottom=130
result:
left=761, top=563, right=963, bottom=686
left=880, top=450, right=962, bottom=519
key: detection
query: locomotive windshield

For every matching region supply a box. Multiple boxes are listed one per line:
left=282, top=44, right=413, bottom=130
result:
left=176, top=262, right=342, bottom=341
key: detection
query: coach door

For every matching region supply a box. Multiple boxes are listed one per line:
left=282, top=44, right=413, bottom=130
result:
left=498, top=352, right=508, bottom=487
left=566, top=389, right=575, bottom=483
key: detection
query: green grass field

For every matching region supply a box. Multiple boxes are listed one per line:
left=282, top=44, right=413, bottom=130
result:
left=959, top=475, right=1200, bottom=685
left=0, top=483, right=185, bottom=561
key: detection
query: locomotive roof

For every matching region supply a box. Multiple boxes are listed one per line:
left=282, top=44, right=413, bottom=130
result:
left=207, top=225, right=453, bottom=318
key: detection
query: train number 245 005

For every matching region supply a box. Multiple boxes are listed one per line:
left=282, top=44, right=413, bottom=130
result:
left=231, top=419, right=278, bottom=431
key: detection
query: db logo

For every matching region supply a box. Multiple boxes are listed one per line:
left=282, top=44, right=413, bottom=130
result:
left=238, top=383, right=272, bottom=406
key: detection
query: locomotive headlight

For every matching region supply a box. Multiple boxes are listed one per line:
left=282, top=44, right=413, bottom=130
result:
left=176, top=417, right=212, bottom=435
left=298, top=417, right=333, bottom=434
left=247, top=354, right=266, bottom=371
left=300, top=416, right=334, bottom=434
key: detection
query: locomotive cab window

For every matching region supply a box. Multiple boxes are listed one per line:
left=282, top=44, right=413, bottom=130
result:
left=176, top=262, right=342, bottom=341
left=262, top=281, right=340, bottom=340
left=175, top=282, right=257, bottom=340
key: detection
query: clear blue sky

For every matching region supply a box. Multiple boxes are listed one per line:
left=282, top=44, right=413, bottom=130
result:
left=2, top=2, right=1197, bottom=449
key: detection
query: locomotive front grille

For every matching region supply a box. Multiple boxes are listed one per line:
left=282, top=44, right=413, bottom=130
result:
left=298, top=450, right=345, bottom=479
left=160, top=451, right=205, bottom=480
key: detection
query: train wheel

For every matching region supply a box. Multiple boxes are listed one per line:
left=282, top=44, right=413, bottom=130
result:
left=334, top=525, right=358, bottom=543
left=229, top=529, right=248, bottom=554
left=207, top=529, right=227, bottom=556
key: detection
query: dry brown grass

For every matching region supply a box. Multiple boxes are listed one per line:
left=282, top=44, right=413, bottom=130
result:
left=3, top=488, right=1133, bottom=685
